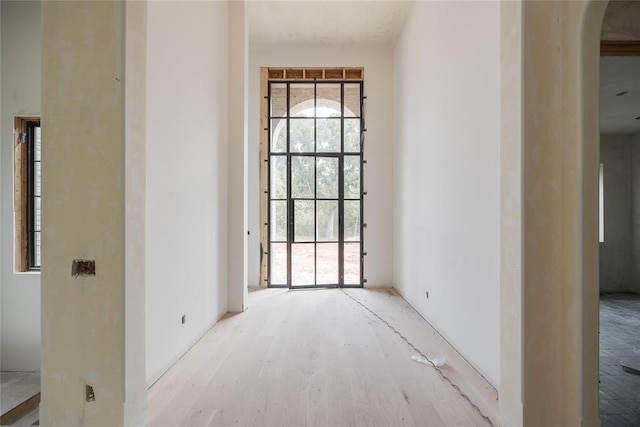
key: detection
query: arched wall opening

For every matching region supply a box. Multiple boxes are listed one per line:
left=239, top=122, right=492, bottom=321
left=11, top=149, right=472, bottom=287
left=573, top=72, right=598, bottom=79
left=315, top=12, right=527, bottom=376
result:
left=499, top=1, right=608, bottom=425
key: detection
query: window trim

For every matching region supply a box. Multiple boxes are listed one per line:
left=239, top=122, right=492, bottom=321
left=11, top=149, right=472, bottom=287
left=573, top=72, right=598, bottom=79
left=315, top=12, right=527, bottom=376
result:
left=259, top=67, right=365, bottom=288
left=14, top=116, right=41, bottom=272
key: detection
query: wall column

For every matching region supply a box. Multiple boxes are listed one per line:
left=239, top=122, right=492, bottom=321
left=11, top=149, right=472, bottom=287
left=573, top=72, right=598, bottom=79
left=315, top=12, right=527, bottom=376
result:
left=500, top=1, right=607, bottom=425
left=124, top=1, right=148, bottom=425
left=227, top=0, right=249, bottom=312
left=41, top=2, right=146, bottom=424
left=499, top=0, right=523, bottom=424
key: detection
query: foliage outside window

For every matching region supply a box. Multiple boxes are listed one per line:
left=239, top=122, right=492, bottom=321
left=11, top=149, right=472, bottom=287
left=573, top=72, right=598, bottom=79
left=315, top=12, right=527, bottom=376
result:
left=270, top=109, right=361, bottom=244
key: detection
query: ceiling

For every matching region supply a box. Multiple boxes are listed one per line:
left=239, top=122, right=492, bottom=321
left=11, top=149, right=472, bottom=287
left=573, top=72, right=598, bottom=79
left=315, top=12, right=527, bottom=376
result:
left=248, top=1, right=412, bottom=49
left=600, top=57, right=640, bottom=134
left=248, top=1, right=638, bottom=135
left=601, top=1, right=640, bottom=41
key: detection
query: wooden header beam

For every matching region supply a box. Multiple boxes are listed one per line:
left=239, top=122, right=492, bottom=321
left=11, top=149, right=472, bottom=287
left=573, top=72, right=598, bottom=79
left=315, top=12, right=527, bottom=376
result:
left=267, top=67, right=364, bottom=81
left=601, top=40, right=640, bottom=56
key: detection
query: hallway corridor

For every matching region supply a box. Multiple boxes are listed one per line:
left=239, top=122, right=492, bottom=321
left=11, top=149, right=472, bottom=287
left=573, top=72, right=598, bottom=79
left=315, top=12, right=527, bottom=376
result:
left=147, top=288, right=498, bottom=426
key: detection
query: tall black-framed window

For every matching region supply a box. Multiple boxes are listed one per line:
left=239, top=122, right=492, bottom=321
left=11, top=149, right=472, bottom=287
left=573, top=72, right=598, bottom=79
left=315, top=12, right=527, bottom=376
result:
left=267, top=80, right=364, bottom=288
left=26, top=120, right=41, bottom=270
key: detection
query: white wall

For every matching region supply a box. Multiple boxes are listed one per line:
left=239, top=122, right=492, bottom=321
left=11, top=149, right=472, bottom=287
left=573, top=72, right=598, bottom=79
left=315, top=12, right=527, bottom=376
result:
left=248, top=48, right=395, bottom=287
left=227, top=1, right=248, bottom=311
left=124, top=2, right=148, bottom=421
left=600, top=134, right=633, bottom=292
left=393, top=1, right=500, bottom=386
left=0, top=0, right=41, bottom=372
left=145, top=1, right=229, bottom=385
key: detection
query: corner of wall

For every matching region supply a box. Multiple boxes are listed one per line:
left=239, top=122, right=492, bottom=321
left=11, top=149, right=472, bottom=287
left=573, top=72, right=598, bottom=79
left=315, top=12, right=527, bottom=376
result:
left=392, top=0, right=501, bottom=387
left=144, top=0, right=232, bottom=386
left=499, top=0, right=524, bottom=423
left=227, top=0, right=248, bottom=313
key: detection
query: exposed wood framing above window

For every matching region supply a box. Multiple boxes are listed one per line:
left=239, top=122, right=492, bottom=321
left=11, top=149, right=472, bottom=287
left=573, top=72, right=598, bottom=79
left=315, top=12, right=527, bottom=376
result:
left=601, top=40, right=640, bottom=56
left=266, top=67, right=364, bottom=81
left=14, top=118, right=30, bottom=271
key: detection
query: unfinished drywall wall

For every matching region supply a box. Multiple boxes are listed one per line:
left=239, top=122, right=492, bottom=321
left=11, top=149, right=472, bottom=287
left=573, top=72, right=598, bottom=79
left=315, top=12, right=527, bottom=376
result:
left=503, top=1, right=605, bottom=424
left=499, top=1, right=524, bottom=422
left=124, top=1, right=148, bottom=423
left=40, top=1, right=127, bottom=423
left=248, top=49, right=394, bottom=288
left=393, top=1, right=500, bottom=386
left=600, top=135, right=633, bottom=292
left=227, top=0, right=248, bottom=311
left=0, top=0, right=41, bottom=372
left=145, top=0, right=230, bottom=385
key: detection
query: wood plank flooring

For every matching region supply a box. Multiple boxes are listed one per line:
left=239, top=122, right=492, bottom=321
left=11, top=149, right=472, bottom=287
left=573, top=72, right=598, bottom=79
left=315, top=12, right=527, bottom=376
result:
left=147, top=288, right=498, bottom=426
left=0, top=371, right=40, bottom=425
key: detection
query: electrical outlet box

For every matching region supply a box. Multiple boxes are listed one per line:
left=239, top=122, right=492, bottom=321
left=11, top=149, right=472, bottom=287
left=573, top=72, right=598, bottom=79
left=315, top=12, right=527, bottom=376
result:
left=85, top=384, right=95, bottom=402
left=72, top=260, right=96, bottom=277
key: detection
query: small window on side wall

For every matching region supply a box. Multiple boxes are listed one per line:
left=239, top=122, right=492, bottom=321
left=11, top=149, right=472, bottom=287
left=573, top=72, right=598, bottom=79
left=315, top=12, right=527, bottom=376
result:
left=14, top=117, right=41, bottom=271
left=599, top=163, right=604, bottom=243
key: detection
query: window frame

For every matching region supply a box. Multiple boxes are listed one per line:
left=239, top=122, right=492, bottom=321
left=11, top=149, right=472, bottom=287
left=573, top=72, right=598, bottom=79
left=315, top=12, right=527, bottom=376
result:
left=14, top=116, right=41, bottom=272
left=259, top=67, right=365, bottom=288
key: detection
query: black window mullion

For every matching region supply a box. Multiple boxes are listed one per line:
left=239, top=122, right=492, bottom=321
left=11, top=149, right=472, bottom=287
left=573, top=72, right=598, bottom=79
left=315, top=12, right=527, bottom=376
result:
left=267, top=83, right=272, bottom=286
left=28, top=125, right=35, bottom=268
left=29, top=124, right=33, bottom=266
left=286, top=82, right=292, bottom=287
left=359, top=81, right=365, bottom=286
left=313, top=81, right=318, bottom=286
left=338, top=83, right=345, bottom=287
left=27, top=121, right=41, bottom=270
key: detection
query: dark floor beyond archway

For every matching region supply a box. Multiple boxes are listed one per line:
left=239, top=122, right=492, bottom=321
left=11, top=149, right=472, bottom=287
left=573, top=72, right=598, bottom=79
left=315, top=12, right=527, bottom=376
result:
left=599, top=294, right=640, bottom=426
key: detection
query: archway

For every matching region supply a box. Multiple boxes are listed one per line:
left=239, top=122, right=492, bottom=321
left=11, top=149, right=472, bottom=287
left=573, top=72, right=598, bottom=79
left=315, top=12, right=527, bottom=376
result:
left=499, top=2, right=608, bottom=425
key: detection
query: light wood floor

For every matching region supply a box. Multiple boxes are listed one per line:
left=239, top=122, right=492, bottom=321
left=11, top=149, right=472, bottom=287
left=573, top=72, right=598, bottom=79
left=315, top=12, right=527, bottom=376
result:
left=147, top=288, right=499, bottom=426
left=1, top=371, right=40, bottom=416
